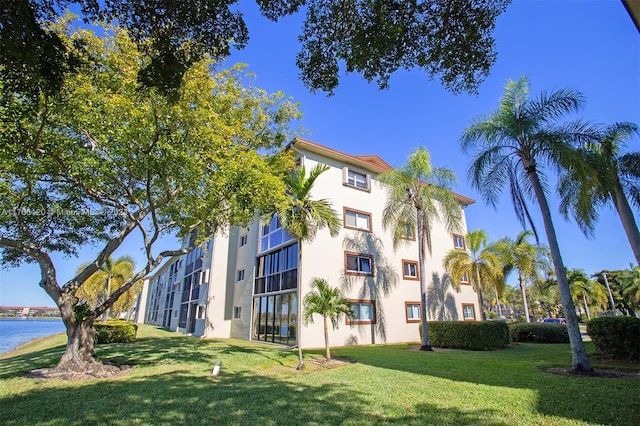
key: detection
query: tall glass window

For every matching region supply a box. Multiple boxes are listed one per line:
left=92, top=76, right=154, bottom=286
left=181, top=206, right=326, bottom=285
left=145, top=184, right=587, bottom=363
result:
left=259, top=215, right=295, bottom=253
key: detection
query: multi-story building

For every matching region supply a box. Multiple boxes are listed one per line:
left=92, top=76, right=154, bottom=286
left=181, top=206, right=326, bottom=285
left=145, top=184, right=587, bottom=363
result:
left=137, top=137, right=478, bottom=348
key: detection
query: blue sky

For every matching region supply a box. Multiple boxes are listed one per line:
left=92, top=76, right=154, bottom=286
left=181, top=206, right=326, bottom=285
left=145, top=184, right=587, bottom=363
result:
left=1, top=0, right=638, bottom=307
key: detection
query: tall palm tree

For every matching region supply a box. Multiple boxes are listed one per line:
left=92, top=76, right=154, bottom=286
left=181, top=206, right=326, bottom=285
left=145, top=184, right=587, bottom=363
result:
left=619, top=265, right=640, bottom=316
left=302, top=278, right=351, bottom=360
left=490, top=231, right=549, bottom=323
left=379, top=147, right=462, bottom=351
left=443, top=229, right=504, bottom=321
left=76, top=256, right=135, bottom=322
left=565, top=268, right=600, bottom=321
left=265, top=163, right=341, bottom=369
left=559, top=122, right=640, bottom=264
left=461, top=77, right=595, bottom=372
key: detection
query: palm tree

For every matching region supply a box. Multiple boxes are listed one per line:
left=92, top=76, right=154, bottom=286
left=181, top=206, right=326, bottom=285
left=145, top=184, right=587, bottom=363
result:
left=461, top=77, right=595, bottom=372
left=76, top=256, right=136, bottom=322
left=559, top=122, right=640, bottom=264
left=443, top=229, right=504, bottom=321
left=265, top=163, right=341, bottom=369
left=619, top=265, right=640, bottom=316
left=490, top=231, right=549, bottom=323
left=379, top=147, right=462, bottom=351
left=565, top=268, right=600, bottom=321
left=302, top=278, right=351, bottom=360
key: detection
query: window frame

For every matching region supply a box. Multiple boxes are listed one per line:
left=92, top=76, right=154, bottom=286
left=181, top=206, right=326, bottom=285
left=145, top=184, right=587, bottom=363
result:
left=343, top=207, right=372, bottom=232
left=236, top=269, right=245, bottom=282
left=233, top=306, right=242, bottom=319
left=399, top=221, right=416, bottom=241
left=453, top=234, right=466, bottom=250
left=346, top=299, right=377, bottom=325
left=343, top=167, right=371, bottom=192
left=402, top=259, right=419, bottom=281
left=344, top=252, right=374, bottom=276
left=404, top=301, right=421, bottom=323
left=462, top=303, right=476, bottom=321
left=239, top=234, right=248, bottom=247
left=460, top=271, right=470, bottom=285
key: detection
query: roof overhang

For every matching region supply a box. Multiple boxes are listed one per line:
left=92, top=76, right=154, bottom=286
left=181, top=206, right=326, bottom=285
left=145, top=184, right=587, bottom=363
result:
left=622, top=0, right=640, bottom=32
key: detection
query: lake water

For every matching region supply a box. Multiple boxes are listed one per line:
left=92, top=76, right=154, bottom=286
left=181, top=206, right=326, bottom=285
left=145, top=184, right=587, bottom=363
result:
left=0, top=319, right=66, bottom=354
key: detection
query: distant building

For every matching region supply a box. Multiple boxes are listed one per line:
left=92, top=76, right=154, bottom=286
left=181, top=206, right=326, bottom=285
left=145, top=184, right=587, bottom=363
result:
left=137, top=138, right=478, bottom=348
left=0, top=306, right=61, bottom=318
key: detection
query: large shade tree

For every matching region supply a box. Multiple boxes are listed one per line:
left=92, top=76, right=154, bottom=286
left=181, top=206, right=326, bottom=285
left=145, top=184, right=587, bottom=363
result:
left=379, top=147, right=463, bottom=351
left=443, top=229, right=503, bottom=320
left=461, top=76, right=596, bottom=372
left=0, top=21, right=300, bottom=375
left=264, top=163, right=341, bottom=369
left=1, top=0, right=511, bottom=96
left=559, top=122, right=640, bottom=264
left=302, top=277, right=350, bottom=361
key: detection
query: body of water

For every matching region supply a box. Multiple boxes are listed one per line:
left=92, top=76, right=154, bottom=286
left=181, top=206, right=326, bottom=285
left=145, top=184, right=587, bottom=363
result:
left=0, top=318, right=66, bottom=354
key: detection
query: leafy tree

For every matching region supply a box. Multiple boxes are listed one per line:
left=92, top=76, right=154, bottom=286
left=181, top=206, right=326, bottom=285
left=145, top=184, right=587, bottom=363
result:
left=461, top=77, right=596, bottom=372
left=263, top=164, right=341, bottom=369
left=379, top=147, right=462, bottom=351
left=564, top=268, right=601, bottom=321
left=302, top=277, right=350, bottom=360
left=559, top=122, right=640, bottom=264
left=1, top=0, right=511, bottom=96
left=619, top=265, right=640, bottom=316
left=490, top=231, right=549, bottom=323
left=0, top=22, right=299, bottom=375
left=75, top=256, right=140, bottom=322
left=443, top=229, right=503, bottom=320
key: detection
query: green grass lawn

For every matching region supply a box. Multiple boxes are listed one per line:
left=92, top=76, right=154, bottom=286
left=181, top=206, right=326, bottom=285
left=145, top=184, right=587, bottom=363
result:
left=0, top=325, right=637, bottom=425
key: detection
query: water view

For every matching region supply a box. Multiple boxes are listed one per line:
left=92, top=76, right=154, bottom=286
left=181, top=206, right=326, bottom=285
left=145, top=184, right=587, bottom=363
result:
left=0, top=319, right=65, bottom=354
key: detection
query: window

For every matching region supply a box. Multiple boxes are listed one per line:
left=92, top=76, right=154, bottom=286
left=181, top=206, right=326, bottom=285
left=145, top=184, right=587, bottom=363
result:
left=239, top=234, right=248, bottom=247
left=347, top=300, right=376, bottom=324
left=344, top=208, right=372, bottom=232
left=402, top=260, right=419, bottom=280
left=462, top=303, right=476, bottom=321
left=197, top=305, right=205, bottom=319
left=260, top=215, right=295, bottom=252
left=233, top=306, right=241, bottom=319
left=405, top=302, right=421, bottom=323
left=255, top=243, right=298, bottom=294
left=343, top=167, right=371, bottom=191
left=399, top=222, right=415, bottom=240
left=345, top=252, right=374, bottom=276
left=461, top=271, right=470, bottom=284
left=453, top=234, right=466, bottom=250
left=237, top=269, right=245, bottom=282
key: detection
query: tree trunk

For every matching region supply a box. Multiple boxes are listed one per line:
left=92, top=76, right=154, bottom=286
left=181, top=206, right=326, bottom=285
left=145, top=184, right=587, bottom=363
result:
left=323, top=316, right=331, bottom=360
left=582, top=294, right=591, bottom=321
left=475, top=268, right=486, bottom=320
left=296, top=241, right=304, bottom=370
left=496, top=288, right=503, bottom=318
left=57, top=303, right=99, bottom=370
left=611, top=182, right=640, bottom=265
left=519, top=274, right=530, bottom=323
left=417, top=210, right=433, bottom=351
left=104, top=275, right=112, bottom=323
left=527, top=169, right=592, bottom=373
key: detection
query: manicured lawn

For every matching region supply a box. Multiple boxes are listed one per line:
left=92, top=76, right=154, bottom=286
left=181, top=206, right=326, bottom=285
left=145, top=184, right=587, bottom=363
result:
left=0, top=325, right=637, bottom=425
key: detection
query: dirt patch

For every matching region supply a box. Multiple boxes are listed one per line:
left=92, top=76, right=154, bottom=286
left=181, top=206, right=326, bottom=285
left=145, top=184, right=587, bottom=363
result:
left=26, top=363, right=134, bottom=380
left=312, top=357, right=357, bottom=368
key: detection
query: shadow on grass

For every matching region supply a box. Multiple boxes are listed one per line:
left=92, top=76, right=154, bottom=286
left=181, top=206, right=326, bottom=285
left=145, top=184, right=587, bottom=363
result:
left=331, top=343, right=638, bottom=426
left=0, top=368, right=508, bottom=425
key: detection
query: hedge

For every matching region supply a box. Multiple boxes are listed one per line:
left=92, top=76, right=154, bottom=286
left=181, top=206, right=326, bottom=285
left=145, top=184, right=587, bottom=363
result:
left=587, top=316, right=640, bottom=361
left=94, top=320, right=138, bottom=344
left=420, top=321, right=510, bottom=350
left=509, top=322, right=569, bottom=343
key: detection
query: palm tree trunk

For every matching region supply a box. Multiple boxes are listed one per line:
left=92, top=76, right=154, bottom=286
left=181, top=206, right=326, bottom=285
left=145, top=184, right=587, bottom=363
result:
left=527, top=168, right=592, bottom=372
left=495, top=288, right=503, bottom=318
left=518, top=274, right=530, bottom=323
left=582, top=294, right=591, bottom=321
left=104, top=275, right=112, bottom=324
left=475, top=268, right=486, bottom=320
left=296, top=241, right=304, bottom=370
left=323, top=316, right=331, bottom=360
left=417, top=211, right=433, bottom=351
left=611, top=182, right=640, bottom=265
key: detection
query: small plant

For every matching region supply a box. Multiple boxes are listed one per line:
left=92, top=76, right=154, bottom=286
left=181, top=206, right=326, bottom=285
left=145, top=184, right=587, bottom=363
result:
left=94, top=320, right=138, bottom=344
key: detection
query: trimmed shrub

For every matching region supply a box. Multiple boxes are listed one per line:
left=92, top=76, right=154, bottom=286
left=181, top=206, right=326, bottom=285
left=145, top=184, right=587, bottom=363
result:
left=509, top=322, right=569, bottom=343
left=587, top=316, right=640, bottom=361
left=94, top=320, right=138, bottom=344
left=420, top=321, right=509, bottom=350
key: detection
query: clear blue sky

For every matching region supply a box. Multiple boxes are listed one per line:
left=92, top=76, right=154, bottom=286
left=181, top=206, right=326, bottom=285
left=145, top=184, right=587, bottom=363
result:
left=1, top=0, right=638, bottom=307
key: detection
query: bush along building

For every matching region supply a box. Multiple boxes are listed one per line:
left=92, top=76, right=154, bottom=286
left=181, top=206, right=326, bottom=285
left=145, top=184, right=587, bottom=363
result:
left=136, top=138, right=479, bottom=348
